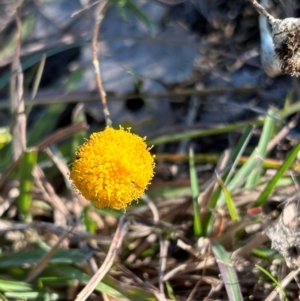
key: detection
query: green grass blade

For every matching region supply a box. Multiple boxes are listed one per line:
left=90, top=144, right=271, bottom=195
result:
left=25, top=54, right=47, bottom=118
left=64, top=67, right=86, bottom=91
left=0, top=279, right=32, bottom=292
left=31, top=54, right=46, bottom=101
left=0, top=41, right=86, bottom=90
left=0, top=292, right=8, bottom=301
left=55, top=266, right=129, bottom=300
left=225, top=125, right=253, bottom=185
left=4, top=291, right=62, bottom=300
left=189, top=147, right=202, bottom=237
left=165, top=281, right=176, bottom=300
left=280, top=100, right=300, bottom=119
left=251, top=247, right=280, bottom=259
left=148, top=119, right=264, bottom=145
left=220, top=148, right=261, bottom=203
left=201, top=126, right=252, bottom=232
left=230, top=125, right=253, bottom=162
left=71, top=104, right=87, bottom=155
left=148, top=186, right=192, bottom=199
left=27, top=104, right=66, bottom=147
left=0, top=144, right=13, bottom=171
left=212, top=244, right=243, bottom=301
left=255, top=265, right=288, bottom=301
left=254, top=141, right=300, bottom=207
left=0, top=128, right=12, bottom=149
left=83, top=206, right=97, bottom=234
left=246, top=108, right=276, bottom=188
left=202, top=184, right=222, bottom=237
left=38, top=276, right=74, bottom=287
left=18, top=148, right=38, bottom=221
left=0, top=249, right=90, bottom=268
left=216, top=174, right=239, bottom=222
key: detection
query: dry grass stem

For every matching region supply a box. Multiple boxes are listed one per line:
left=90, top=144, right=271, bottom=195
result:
left=158, top=238, right=169, bottom=295
left=232, top=231, right=269, bottom=260
left=125, top=233, right=156, bottom=265
left=33, top=166, right=69, bottom=220
left=10, top=8, right=26, bottom=160
left=37, top=121, right=89, bottom=151
left=140, top=194, right=160, bottom=222
left=92, top=0, right=111, bottom=127
left=267, top=114, right=299, bottom=152
left=44, top=147, right=72, bottom=193
left=75, top=216, right=129, bottom=301
left=247, top=0, right=277, bottom=24
left=163, top=257, right=216, bottom=281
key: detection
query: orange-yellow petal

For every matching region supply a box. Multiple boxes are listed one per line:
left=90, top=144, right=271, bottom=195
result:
left=70, top=127, right=155, bottom=210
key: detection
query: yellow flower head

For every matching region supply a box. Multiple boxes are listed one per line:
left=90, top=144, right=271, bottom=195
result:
left=70, top=127, right=155, bottom=210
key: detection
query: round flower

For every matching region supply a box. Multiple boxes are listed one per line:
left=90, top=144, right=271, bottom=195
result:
left=70, top=127, right=155, bottom=210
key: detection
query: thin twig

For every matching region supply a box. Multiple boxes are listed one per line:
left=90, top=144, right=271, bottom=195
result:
left=33, top=166, right=69, bottom=221
left=187, top=278, right=204, bottom=301
left=75, top=216, right=128, bottom=301
left=246, top=0, right=277, bottom=25
left=163, top=257, right=216, bottom=281
left=92, top=0, right=111, bottom=127
left=267, top=114, right=299, bottom=152
left=44, top=147, right=73, bottom=192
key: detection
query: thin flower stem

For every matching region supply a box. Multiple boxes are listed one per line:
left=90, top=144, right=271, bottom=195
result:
left=92, top=0, right=112, bottom=127
left=246, top=0, right=277, bottom=25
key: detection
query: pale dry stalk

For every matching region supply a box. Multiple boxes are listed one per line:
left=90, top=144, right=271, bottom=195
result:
left=92, top=0, right=112, bottom=126
left=75, top=216, right=129, bottom=301
left=10, top=7, right=26, bottom=160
